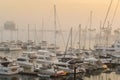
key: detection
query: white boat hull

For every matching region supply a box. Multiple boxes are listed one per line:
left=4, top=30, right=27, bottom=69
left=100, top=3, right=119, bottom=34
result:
left=0, top=66, right=21, bottom=75
left=9, top=48, right=22, bottom=51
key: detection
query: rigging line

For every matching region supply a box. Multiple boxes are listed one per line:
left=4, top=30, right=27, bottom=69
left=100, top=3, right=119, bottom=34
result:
left=72, top=28, right=78, bottom=48
left=102, top=0, right=113, bottom=28
left=56, top=10, right=66, bottom=47
left=110, top=0, right=120, bottom=26
left=63, top=28, right=72, bottom=58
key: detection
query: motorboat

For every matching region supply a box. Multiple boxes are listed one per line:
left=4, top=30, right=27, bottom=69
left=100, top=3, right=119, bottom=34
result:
left=7, top=44, right=22, bottom=51
left=36, top=50, right=59, bottom=64
left=37, top=64, right=67, bottom=78
left=0, top=57, right=22, bottom=75
left=94, top=41, right=120, bottom=54
left=17, top=51, right=37, bottom=72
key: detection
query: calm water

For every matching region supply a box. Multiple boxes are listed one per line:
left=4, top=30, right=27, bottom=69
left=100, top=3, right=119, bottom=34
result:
left=0, top=72, right=120, bottom=80
left=0, top=51, right=120, bottom=80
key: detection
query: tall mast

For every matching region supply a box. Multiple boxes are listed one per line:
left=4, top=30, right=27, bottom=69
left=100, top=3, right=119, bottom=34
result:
left=16, top=25, right=18, bottom=41
left=106, top=21, right=110, bottom=47
left=28, top=24, right=30, bottom=42
left=34, top=24, right=37, bottom=44
left=54, top=5, right=57, bottom=53
left=99, top=21, right=102, bottom=45
left=71, top=27, right=73, bottom=53
left=42, top=18, right=44, bottom=41
left=102, top=0, right=113, bottom=28
left=79, top=24, right=81, bottom=50
left=110, top=0, right=120, bottom=26
left=10, top=29, right=13, bottom=41
left=83, top=26, right=87, bottom=49
left=64, top=28, right=72, bottom=58
left=89, top=11, right=92, bottom=50
left=0, top=29, right=3, bottom=42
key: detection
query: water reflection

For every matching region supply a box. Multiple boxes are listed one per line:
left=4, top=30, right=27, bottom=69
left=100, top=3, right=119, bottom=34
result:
left=0, top=75, right=19, bottom=80
left=0, top=72, right=120, bottom=80
left=0, top=74, right=83, bottom=80
left=85, top=72, right=120, bottom=80
left=20, top=75, right=38, bottom=80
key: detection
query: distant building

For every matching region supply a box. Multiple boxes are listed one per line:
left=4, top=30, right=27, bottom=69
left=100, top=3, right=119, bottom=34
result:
left=4, top=21, right=16, bottom=30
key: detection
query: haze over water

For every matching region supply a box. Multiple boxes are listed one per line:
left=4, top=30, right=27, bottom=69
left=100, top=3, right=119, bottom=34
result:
left=0, top=0, right=119, bottom=50
left=0, top=0, right=120, bottom=30
left=0, top=1, right=120, bottom=80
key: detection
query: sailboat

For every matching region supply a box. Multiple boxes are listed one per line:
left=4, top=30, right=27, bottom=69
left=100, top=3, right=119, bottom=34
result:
left=59, top=28, right=78, bottom=62
left=36, top=5, right=68, bottom=78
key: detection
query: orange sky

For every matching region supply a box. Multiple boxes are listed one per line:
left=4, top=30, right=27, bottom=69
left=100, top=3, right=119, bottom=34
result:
left=0, top=0, right=120, bottom=30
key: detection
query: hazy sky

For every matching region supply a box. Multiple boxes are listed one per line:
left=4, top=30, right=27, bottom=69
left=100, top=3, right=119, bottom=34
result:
left=0, top=0, right=120, bottom=30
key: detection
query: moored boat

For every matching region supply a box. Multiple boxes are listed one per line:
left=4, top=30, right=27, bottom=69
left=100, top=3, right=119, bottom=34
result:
left=0, top=58, right=22, bottom=75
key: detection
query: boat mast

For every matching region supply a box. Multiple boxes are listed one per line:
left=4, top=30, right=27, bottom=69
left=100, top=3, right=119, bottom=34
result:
left=89, top=11, right=92, bottom=50
left=110, top=0, right=120, bottom=26
left=79, top=24, right=81, bottom=51
left=71, top=27, right=73, bottom=53
left=10, top=29, right=13, bottom=42
left=16, top=25, right=18, bottom=41
left=64, top=27, right=72, bottom=58
left=34, top=24, right=37, bottom=44
left=28, top=24, right=30, bottom=42
left=42, top=18, right=44, bottom=42
left=54, top=5, right=57, bottom=54
left=102, top=0, right=113, bottom=28
left=99, top=21, right=102, bottom=45
left=27, top=24, right=31, bottom=51
left=106, top=21, right=111, bottom=47
left=0, top=28, right=3, bottom=42
left=83, top=26, right=87, bottom=50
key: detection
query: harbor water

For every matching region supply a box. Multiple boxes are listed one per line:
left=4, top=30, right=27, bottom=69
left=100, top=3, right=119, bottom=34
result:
left=0, top=72, right=120, bottom=80
left=0, top=51, right=120, bottom=80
